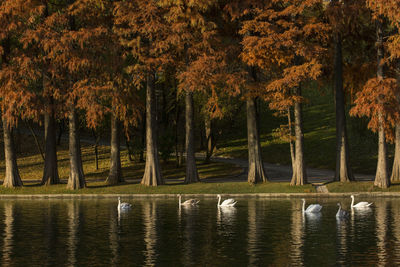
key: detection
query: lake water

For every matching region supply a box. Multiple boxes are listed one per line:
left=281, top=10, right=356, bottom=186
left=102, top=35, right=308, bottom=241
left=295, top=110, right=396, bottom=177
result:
left=0, top=197, right=399, bottom=266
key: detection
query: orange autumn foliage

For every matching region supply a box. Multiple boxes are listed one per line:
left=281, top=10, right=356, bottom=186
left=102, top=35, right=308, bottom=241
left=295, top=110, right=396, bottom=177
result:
left=350, top=78, right=400, bottom=142
left=240, top=0, right=329, bottom=111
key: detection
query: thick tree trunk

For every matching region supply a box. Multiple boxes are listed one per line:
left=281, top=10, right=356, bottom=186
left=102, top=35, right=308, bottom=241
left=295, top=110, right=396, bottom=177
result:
left=374, top=19, right=390, bottom=188
left=290, top=87, right=307, bottom=185
left=247, top=97, right=267, bottom=183
left=334, top=34, right=354, bottom=182
left=391, top=125, right=400, bottom=182
left=67, top=108, right=86, bottom=189
left=375, top=114, right=389, bottom=188
left=184, top=91, right=200, bottom=183
left=141, top=73, right=164, bottom=186
left=2, top=117, right=23, bottom=188
left=106, top=113, right=123, bottom=185
left=42, top=107, right=60, bottom=185
left=391, top=63, right=400, bottom=182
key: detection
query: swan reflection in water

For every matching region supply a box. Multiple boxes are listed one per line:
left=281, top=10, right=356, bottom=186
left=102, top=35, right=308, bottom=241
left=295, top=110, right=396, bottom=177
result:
left=336, top=208, right=349, bottom=265
left=217, top=206, right=237, bottom=227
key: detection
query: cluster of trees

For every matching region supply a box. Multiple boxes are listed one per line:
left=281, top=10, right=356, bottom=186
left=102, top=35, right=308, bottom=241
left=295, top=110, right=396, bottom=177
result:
left=0, top=0, right=399, bottom=189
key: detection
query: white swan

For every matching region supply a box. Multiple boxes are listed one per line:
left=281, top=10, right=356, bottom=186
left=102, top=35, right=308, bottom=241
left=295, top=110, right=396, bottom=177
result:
left=336, top=203, right=349, bottom=219
left=118, top=197, right=132, bottom=213
left=178, top=194, right=200, bottom=206
left=350, top=195, right=372, bottom=208
left=301, top=198, right=322, bottom=213
left=217, top=194, right=237, bottom=207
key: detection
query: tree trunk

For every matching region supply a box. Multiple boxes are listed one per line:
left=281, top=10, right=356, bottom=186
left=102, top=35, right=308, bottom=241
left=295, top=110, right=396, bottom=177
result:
left=391, top=125, right=400, bottom=182
left=288, top=107, right=296, bottom=172
left=2, top=117, right=23, bottom=188
left=391, top=62, right=400, bottom=182
left=205, top=115, right=215, bottom=163
left=25, top=120, right=44, bottom=161
left=247, top=97, right=267, bottom=183
left=67, top=107, right=86, bottom=189
left=141, top=73, right=164, bottom=186
left=57, top=120, right=64, bottom=146
left=334, top=34, right=354, bottom=182
left=42, top=106, right=60, bottom=185
left=290, top=87, right=307, bottom=185
left=106, top=112, right=123, bottom=185
left=374, top=19, right=389, bottom=188
left=184, top=91, right=199, bottom=183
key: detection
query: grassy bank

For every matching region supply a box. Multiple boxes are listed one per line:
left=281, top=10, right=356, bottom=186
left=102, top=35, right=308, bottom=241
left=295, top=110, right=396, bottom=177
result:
left=327, top=181, right=400, bottom=193
left=0, top=181, right=316, bottom=194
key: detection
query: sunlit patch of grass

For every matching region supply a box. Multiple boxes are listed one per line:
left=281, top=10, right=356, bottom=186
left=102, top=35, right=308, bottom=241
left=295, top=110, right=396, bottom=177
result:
left=327, top=181, right=400, bottom=192
left=0, top=181, right=316, bottom=194
left=0, top=133, right=254, bottom=193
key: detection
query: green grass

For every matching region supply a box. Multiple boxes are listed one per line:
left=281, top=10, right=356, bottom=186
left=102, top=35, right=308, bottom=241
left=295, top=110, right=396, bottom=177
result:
left=0, top=181, right=316, bottom=194
left=327, top=181, right=400, bottom=193
left=0, top=133, right=320, bottom=194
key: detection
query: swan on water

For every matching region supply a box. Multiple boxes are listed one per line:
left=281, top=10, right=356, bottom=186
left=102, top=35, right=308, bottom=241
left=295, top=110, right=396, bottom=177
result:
left=336, top=203, right=349, bottom=219
left=217, top=194, right=237, bottom=207
left=178, top=194, right=200, bottom=206
left=118, top=197, right=132, bottom=213
left=350, top=195, right=372, bottom=208
left=301, top=198, right=322, bottom=213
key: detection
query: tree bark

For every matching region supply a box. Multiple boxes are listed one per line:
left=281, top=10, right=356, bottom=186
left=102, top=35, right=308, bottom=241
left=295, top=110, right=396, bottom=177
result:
left=67, top=107, right=86, bottom=189
left=374, top=19, right=389, bottom=188
left=42, top=105, right=60, bottom=185
left=391, top=125, right=400, bottom=182
left=205, top=115, right=216, bottom=163
left=2, top=117, right=23, bottom=188
left=141, top=73, right=164, bottom=186
left=391, top=62, right=400, bottom=182
left=247, top=97, right=267, bottom=183
left=288, top=107, right=296, bottom=172
left=106, top=112, right=123, bottom=185
left=290, top=87, right=307, bottom=185
left=334, top=33, right=354, bottom=182
left=184, top=91, right=200, bottom=183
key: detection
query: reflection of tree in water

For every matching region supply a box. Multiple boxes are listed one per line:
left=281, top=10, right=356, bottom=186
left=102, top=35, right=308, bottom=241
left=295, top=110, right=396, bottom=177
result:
left=392, top=200, right=400, bottom=264
left=109, top=204, right=120, bottom=267
left=67, top=201, right=80, bottom=267
left=143, top=201, right=157, bottom=266
left=336, top=212, right=348, bottom=265
left=290, top=201, right=304, bottom=266
left=2, top=201, right=14, bottom=267
left=247, top=200, right=259, bottom=266
left=179, top=205, right=200, bottom=266
left=375, top=199, right=388, bottom=266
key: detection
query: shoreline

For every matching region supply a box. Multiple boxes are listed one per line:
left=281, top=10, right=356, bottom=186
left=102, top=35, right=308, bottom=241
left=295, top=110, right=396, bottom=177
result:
left=0, top=192, right=400, bottom=199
